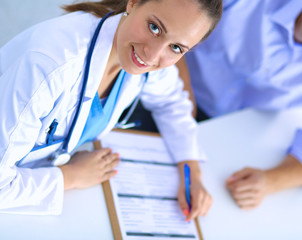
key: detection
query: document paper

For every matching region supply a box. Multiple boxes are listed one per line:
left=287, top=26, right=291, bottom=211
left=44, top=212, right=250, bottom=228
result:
left=101, top=131, right=200, bottom=240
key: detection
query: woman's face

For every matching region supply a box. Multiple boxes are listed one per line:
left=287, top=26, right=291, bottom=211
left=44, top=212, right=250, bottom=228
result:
left=115, top=0, right=212, bottom=75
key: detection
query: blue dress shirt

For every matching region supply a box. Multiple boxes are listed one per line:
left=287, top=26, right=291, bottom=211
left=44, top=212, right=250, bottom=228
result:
left=186, top=0, right=302, bottom=162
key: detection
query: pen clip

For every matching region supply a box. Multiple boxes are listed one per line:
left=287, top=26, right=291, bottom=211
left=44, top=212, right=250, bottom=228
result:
left=46, top=119, right=58, bottom=145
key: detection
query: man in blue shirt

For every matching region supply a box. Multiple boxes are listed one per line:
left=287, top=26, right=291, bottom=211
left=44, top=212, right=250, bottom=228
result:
left=180, top=0, right=302, bottom=209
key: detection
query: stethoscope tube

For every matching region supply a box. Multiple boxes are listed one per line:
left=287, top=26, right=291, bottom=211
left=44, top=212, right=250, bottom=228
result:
left=115, top=72, right=149, bottom=129
left=61, top=11, right=115, bottom=152
left=45, top=12, right=116, bottom=166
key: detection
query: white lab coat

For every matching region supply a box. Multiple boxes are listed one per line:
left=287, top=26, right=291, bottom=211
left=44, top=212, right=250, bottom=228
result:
left=0, top=12, right=205, bottom=215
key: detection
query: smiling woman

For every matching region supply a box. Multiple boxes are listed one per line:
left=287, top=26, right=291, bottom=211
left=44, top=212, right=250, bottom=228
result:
left=63, top=0, right=221, bottom=76
left=0, top=0, right=222, bottom=219
left=115, top=0, right=212, bottom=74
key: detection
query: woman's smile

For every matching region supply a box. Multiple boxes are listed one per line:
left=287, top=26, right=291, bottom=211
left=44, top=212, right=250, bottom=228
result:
left=131, top=46, right=148, bottom=68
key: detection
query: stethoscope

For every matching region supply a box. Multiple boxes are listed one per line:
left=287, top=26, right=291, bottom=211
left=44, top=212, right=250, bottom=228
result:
left=18, top=11, right=149, bottom=167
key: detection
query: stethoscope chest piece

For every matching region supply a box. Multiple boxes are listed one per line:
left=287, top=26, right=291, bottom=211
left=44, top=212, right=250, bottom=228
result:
left=48, top=150, right=71, bottom=166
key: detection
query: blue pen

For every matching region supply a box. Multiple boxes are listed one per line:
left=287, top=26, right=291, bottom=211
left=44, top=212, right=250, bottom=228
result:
left=184, top=163, right=191, bottom=211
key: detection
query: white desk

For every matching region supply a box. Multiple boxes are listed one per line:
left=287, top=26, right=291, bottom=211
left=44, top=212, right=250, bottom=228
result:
left=0, top=185, right=113, bottom=240
left=0, top=108, right=302, bottom=239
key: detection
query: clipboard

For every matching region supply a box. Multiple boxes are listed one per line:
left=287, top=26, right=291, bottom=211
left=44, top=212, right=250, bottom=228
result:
left=95, top=130, right=204, bottom=240
left=94, top=140, right=123, bottom=239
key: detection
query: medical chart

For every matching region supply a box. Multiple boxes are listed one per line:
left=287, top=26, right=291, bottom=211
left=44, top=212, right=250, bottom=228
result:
left=100, top=131, right=201, bottom=240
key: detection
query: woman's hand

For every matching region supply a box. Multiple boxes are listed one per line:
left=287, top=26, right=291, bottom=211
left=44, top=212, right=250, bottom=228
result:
left=177, top=161, right=213, bottom=222
left=59, top=148, right=120, bottom=190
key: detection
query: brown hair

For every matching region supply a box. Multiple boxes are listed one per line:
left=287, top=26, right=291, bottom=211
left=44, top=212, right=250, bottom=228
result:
left=62, top=0, right=222, bottom=41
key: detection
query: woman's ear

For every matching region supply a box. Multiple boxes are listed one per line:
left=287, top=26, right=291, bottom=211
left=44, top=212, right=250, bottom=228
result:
left=126, top=0, right=139, bottom=14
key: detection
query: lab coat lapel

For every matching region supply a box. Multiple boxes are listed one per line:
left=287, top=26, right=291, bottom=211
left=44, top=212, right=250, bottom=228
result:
left=85, top=13, right=122, bottom=98
left=67, top=14, right=122, bottom=152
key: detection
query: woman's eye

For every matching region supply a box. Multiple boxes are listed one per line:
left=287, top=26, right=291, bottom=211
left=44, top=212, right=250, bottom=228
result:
left=149, top=23, right=160, bottom=35
left=170, top=44, right=182, bottom=54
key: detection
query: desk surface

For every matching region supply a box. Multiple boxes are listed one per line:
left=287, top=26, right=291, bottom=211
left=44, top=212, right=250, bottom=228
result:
left=1, top=108, right=302, bottom=240
left=198, top=108, right=302, bottom=239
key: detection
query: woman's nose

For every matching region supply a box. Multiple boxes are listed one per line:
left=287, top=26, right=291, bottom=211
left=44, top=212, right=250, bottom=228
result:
left=143, top=41, right=165, bottom=66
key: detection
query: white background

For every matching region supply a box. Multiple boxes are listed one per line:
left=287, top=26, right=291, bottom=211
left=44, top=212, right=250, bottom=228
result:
left=0, top=0, right=76, bottom=47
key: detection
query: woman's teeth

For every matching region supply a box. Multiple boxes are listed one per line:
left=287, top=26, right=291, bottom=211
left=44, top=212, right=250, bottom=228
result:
left=134, top=50, right=147, bottom=66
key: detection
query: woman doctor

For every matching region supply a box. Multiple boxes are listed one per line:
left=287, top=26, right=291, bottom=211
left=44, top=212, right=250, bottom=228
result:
left=0, top=0, right=222, bottom=220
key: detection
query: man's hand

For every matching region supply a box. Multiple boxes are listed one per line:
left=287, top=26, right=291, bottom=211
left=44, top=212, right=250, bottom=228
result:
left=226, top=154, right=302, bottom=209
left=226, top=167, right=269, bottom=209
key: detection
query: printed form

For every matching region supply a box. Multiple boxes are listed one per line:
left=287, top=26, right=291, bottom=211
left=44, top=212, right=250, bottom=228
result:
left=101, top=131, right=200, bottom=240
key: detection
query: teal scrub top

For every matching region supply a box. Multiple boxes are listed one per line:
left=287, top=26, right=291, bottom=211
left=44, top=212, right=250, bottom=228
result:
left=76, top=70, right=126, bottom=147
